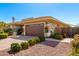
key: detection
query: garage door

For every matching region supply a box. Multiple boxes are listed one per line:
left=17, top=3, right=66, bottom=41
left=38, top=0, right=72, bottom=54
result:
left=25, top=23, right=44, bottom=37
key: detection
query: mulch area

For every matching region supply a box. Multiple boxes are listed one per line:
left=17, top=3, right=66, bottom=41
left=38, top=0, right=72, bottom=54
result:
left=0, top=40, right=71, bottom=56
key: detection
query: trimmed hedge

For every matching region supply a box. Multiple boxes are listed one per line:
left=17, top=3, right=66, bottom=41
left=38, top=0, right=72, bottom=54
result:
left=11, top=43, right=22, bottom=52
left=10, top=37, right=46, bottom=52
left=28, top=37, right=45, bottom=46
left=39, top=37, right=45, bottom=42
left=28, top=39, right=36, bottom=46
left=0, top=33, right=8, bottom=39
left=34, top=38, right=40, bottom=43
left=21, top=42, right=29, bottom=49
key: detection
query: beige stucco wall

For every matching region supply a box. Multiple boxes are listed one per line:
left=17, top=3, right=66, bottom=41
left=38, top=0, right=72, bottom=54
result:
left=44, top=22, right=57, bottom=37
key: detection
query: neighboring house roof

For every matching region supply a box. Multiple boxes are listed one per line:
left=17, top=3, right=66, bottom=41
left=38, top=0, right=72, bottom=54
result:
left=13, top=16, right=70, bottom=27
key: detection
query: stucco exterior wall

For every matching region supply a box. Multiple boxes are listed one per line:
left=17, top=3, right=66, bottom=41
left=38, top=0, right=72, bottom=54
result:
left=44, top=22, right=57, bottom=37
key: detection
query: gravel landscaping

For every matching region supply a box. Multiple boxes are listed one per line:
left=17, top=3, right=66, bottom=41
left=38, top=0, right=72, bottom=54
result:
left=0, top=39, right=71, bottom=56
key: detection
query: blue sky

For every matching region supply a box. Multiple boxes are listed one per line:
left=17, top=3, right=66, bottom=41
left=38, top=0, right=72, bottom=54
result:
left=0, top=3, right=79, bottom=25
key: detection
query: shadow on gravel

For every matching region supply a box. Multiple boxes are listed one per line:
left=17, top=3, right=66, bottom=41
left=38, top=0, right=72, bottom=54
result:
left=40, top=40, right=60, bottom=47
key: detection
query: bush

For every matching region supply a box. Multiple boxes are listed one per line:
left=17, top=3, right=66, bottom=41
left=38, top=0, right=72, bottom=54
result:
left=28, top=39, right=36, bottom=46
left=54, top=34, right=63, bottom=40
left=53, top=33, right=63, bottom=40
left=28, top=37, right=45, bottom=46
left=0, top=33, right=8, bottom=39
left=0, top=31, right=4, bottom=33
left=11, top=43, right=22, bottom=52
left=72, top=47, right=78, bottom=56
left=75, top=44, right=79, bottom=53
left=72, top=34, right=79, bottom=46
left=4, top=28, right=12, bottom=33
left=32, top=38, right=40, bottom=44
left=21, top=42, right=29, bottom=49
left=39, top=37, right=45, bottom=42
left=35, top=38, right=40, bottom=43
left=72, top=44, right=79, bottom=55
left=71, top=34, right=79, bottom=55
left=4, top=28, right=13, bottom=36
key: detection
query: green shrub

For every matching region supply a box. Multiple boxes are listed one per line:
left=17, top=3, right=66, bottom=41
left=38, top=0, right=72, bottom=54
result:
left=72, top=34, right=79, bottom=46
left=72, top=45, right=79, bottom=56
left=72, top=43, right=79, bottom=53
left=0, top=31, right=4, bottom=33
left=32, top=38, right=40, bottom=43
left=54, top=34, right=63, bottom=40
left=72, top=47, right=78, bottom=56
left=4, top=28, right=13, bottom=36
left=11, top=43, right=22, bottom=52
left=39, top=37, right=45, bottom=42
left=72, top=42, right=77, bottom=47
left=21, top=42, right=29, bottom=49
left=52, top=33, right=63, bottom=40
left=0, top=33, right=8, bottom=39
left=50, top=32, right=64, bottom=40
left=4, top=28, right=12, bottom=33
left=28, top=39, right=36, bottom=46
left=32, top=39, right=37, bottom=44
left=71, top=34, right=79, bottom=55
left=75, top=47, right=79, bottom=53
left=53, top=33, right=60, bottom=37
left=28, top=37, right=45, bottom=46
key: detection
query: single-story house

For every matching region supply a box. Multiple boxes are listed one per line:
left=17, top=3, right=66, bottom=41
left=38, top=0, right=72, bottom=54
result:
left=11, top=16, right=70, bottom=37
